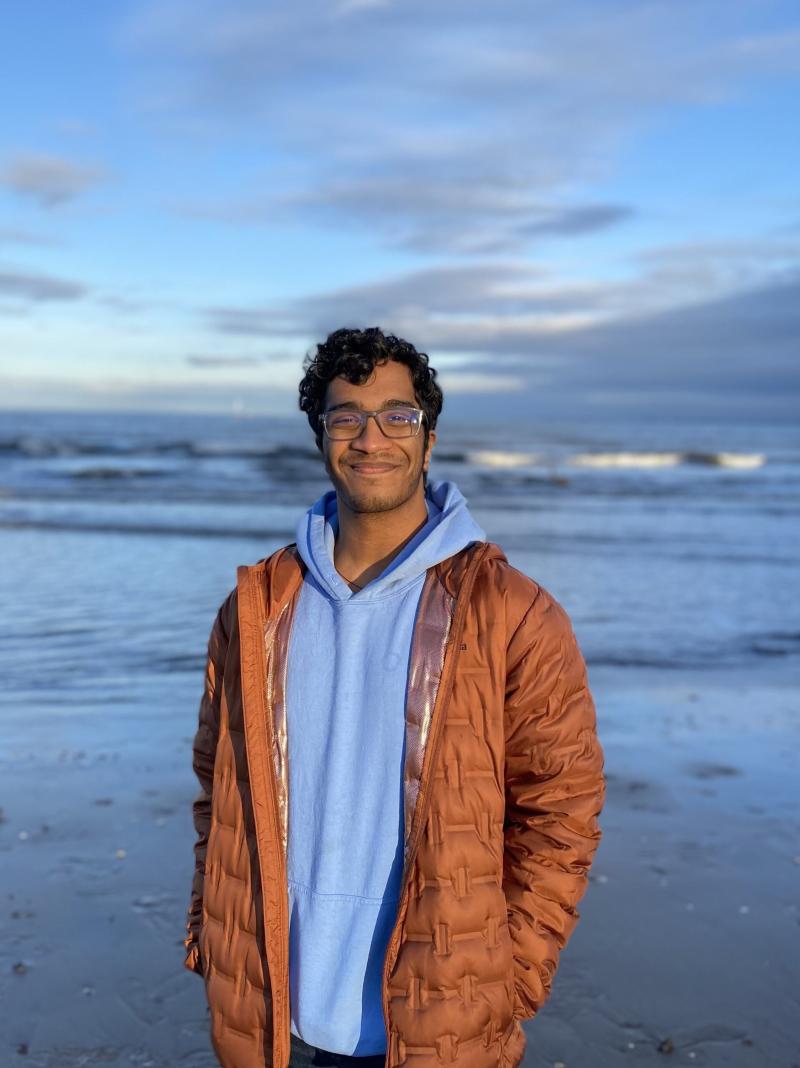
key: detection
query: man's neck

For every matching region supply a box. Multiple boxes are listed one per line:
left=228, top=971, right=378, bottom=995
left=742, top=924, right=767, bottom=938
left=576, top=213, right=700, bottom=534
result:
left=332, top=490, right=429, bottom=589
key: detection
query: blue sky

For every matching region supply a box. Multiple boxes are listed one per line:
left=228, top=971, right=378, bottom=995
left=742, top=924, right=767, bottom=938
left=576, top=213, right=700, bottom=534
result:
left=1, top=0, right=798, bottom=420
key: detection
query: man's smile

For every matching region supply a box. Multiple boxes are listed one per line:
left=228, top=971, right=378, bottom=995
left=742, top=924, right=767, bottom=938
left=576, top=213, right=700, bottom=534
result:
left=348, top=462, right=399, bottom=475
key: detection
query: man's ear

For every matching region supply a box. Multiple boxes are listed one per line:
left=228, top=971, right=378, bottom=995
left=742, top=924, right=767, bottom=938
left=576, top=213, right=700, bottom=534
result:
left=424, top=428, right=437, bottom=471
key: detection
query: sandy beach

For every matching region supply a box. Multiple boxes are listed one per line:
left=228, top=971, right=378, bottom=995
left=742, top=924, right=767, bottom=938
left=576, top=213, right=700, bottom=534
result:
left=3, top=657, right=798, bottom=1067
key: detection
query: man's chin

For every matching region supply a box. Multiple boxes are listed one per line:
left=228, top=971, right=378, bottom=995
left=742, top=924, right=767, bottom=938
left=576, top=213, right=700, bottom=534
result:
left=333, top=473, right=422, bottom=514
left=340, top=489, right=406, bottom=515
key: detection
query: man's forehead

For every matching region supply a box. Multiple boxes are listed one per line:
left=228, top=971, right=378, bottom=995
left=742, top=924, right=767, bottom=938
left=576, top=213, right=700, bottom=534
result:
left=326, top=362, right=416, bottom=403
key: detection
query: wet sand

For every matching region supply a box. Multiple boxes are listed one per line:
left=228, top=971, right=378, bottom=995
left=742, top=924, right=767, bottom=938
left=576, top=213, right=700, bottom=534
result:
left=1, top=661, right=798, bottom=1067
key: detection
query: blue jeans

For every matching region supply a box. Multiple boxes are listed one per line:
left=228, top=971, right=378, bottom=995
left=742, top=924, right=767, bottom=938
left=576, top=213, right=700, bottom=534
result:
left=289, top=1033, right=386, bottom=1067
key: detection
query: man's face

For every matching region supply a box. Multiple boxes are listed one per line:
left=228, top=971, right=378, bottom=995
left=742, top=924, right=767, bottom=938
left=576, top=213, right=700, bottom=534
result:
left=321, top=360, right=437, bottom=515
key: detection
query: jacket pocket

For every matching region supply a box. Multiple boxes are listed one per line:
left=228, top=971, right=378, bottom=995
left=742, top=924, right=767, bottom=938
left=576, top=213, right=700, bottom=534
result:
left=498, top=1018, right=526, bottom=1068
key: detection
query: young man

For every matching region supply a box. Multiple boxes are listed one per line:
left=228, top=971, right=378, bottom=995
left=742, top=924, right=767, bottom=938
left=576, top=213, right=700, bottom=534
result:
left=183, top=327, right=606, bottom=1068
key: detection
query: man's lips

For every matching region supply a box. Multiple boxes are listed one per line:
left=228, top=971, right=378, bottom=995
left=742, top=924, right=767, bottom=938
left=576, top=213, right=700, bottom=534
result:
left=349, top=462, right=398, bottom=474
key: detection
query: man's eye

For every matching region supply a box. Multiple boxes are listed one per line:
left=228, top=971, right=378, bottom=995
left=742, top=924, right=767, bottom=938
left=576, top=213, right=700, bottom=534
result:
left=330, top=413, right=359, bottom=426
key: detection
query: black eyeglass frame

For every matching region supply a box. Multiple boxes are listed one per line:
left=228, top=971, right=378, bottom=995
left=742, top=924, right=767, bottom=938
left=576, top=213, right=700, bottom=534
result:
left=318, top=405, right=427, bottom=440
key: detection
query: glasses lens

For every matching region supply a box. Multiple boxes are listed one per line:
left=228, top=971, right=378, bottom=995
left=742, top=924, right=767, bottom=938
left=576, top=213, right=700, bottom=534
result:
left=376, top=407, right=420, bottom=436
left=325, top=412, right=362, bottom=437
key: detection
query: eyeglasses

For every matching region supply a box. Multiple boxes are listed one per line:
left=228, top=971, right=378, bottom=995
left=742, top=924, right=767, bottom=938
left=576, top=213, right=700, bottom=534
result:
left=320, top=405, right=426, bottom=440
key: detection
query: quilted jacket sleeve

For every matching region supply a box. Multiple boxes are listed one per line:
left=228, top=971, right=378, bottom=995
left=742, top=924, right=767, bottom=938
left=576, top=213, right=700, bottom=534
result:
left=182, top=597, right=231, bottom=975
left=502, top=585, right=605, bottom=1021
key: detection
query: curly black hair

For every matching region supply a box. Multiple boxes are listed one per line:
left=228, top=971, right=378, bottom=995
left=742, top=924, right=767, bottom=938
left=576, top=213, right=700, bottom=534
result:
left=298, top=326, right=443, bottom=486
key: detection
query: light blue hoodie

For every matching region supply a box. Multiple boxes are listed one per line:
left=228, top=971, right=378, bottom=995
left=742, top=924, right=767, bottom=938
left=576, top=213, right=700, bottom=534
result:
left=285, top=479, right=487, bottom=1055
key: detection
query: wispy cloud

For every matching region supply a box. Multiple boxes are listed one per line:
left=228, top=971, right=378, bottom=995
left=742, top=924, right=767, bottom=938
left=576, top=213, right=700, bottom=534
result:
left=205, top=262, right=603, bottom=338
left=280, top=182, right=634, bottom=254
left=123, top=1, right=800, bottom=254
left=203, top=232, right=800, bottom=346
left=0, top=268, right=88, bottom=302
left=523, top=205, right=634, bottom=237
left=0, top=152, right=107, bottom=208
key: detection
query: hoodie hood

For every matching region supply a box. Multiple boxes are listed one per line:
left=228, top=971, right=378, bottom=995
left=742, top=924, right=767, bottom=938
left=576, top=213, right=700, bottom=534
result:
left=294, top=478, right=486, bottom=603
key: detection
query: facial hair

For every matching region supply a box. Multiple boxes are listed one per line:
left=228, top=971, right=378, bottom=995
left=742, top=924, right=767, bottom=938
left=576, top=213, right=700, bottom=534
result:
left=324, top=444, right=426, bottom=516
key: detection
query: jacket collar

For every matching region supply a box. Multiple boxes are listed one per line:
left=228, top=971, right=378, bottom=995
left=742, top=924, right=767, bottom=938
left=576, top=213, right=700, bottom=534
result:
left=238, top=539, right=507, bottom=619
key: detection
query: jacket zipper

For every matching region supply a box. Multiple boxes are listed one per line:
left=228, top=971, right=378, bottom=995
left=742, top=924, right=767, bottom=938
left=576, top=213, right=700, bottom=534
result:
left=381, top=542, right=491, bottom=1064
left=247, top=570, right=291, bottom=1068
left=267, top=615, right=290, bottom=1068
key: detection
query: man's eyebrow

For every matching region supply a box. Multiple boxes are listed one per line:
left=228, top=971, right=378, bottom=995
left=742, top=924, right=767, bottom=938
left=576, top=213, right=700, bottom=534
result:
left=325, top=398, right=416, bottom=412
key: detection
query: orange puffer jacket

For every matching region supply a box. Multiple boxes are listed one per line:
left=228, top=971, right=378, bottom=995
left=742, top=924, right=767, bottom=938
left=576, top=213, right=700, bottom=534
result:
left=183, top=540, right=605, bottom=1068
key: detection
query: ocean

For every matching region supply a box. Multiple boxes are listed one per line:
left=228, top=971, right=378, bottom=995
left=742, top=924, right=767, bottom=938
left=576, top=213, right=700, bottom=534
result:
left=1, top=407, right=796, bottom=712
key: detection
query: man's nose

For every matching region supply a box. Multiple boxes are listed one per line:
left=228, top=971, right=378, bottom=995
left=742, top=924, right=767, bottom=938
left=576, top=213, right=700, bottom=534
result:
left=351, top=414, right=388, bottom=448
